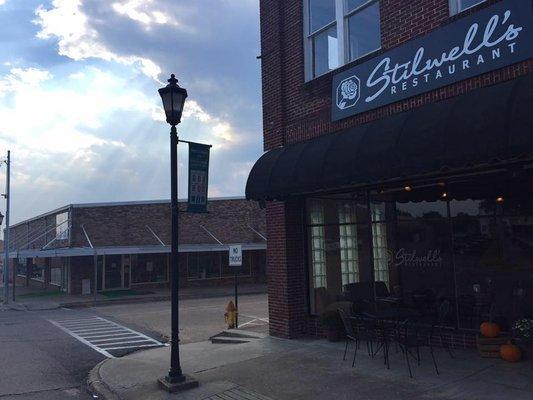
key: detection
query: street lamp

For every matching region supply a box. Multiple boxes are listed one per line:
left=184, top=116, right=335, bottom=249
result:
left=157, top=74, right=198, bottom=392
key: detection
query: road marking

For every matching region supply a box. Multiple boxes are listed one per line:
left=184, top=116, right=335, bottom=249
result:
left=49, top=316, right=165, bottom=358
left=239, top=315, right=269, bottom=328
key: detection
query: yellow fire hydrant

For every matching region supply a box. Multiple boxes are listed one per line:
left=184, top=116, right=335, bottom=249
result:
left=225, top=300, right=238, bottom=329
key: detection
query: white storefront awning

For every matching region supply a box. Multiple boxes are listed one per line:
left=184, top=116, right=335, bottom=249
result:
left=9, top=243, right=266, bottom=259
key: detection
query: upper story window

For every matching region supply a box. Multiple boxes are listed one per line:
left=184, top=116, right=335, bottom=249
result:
left=304, top=0, right=381, bottom=81
left=449, top=0, right=486, bottom=15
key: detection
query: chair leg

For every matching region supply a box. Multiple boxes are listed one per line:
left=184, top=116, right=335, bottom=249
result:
left=385, top=339, right=390, bottom=370
left=430, top=343, right=439, bottom=375
left=352, top=340, right=358, bottom=367
left=366, top=340, right=371, bottom=356
left=440, top=333, right=454, bottom=359
left=416, top=343, right=421, bottom=366
left=404, top=345, right=413, bottom=378
left=343, top=339, right=349, bottom=361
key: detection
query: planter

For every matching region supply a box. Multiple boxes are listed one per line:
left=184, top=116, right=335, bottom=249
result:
left=516, top=339, right=533, bottom=360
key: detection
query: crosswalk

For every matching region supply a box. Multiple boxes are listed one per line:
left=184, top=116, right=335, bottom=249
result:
left=48, top=316, right=166, bottom=358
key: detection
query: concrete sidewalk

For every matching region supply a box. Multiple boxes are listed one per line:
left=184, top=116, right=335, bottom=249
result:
left=88, top=335, right=533, bottom=400
left=1, top=283, right=266, bottom=311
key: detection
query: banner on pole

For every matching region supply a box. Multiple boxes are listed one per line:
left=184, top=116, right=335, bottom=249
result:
left=187, top=142, right=210, bottom=213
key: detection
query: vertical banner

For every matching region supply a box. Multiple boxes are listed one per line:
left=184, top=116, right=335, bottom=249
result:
left=187, top=142, right=210, bottom=213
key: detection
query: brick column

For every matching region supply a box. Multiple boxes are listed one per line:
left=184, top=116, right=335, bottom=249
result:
left=266, top=199, right=308, bottom=338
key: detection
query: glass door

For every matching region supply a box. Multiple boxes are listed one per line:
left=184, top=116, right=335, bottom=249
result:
left=104, top=255, right=123, bottom=290
left=122, top=255, right=131, bottom=289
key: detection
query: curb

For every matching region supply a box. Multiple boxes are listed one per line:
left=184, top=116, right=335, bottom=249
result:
left=87, top=360, right=121, bottom=400
left=62, top=289, right=267, bottom=309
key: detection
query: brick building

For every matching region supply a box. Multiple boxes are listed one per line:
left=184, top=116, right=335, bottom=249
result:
left=247, top=0, right=533, bottom=340
left=7, top=198, right=266, bottom=294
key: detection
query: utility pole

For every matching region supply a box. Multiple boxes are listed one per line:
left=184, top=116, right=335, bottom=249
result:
left=3, top=151, right=11, bottom=304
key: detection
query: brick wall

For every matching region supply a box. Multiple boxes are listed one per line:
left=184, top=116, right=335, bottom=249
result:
left=70, top=199, right=266, bottom=248
left=260, top=0, right=532, bottom=151
left=259, top=0, right=532, bottom=338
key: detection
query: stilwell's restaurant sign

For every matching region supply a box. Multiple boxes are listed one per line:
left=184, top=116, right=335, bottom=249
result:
left=331, top=0, right=533, bottom=121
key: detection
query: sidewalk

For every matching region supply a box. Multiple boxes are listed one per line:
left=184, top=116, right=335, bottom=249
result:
left=89, top=336, right=533, bottom=400
left=0, top=283, right=266, bottom=311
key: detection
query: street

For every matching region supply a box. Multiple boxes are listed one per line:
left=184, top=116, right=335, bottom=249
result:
left=94, top=293, right=269, bottom=344
left=0, top=293, right=268, bottom=399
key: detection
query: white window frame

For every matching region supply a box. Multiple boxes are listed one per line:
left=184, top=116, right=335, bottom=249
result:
left=308, top=201, right=327, bottom=289
left=304, top=0, right=381, bottom=81
left=338, top=204, right=360, bottom=286
left=449, top=0, right=486, bottom=16
left=371, top=203, right=389, bottom=287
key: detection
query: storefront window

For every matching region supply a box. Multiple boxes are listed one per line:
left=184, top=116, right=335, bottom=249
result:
left=452, top=197, right=533, bottom=331
left=395, top=200, right=455, bottom=326
left=309, top=201, right=327, bottom=288
left=132, top=254, right=168, bottom=284
left=371, top=202, right=389, bottom=287
left=338, top=203, right=359, bottom=285
left=307, top=198, right=372, bottom=314
left=187, top=252, right=222, bottom=280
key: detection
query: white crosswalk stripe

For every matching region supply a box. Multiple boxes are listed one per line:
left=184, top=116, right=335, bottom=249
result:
left=48, top=316, right=166, bottom=358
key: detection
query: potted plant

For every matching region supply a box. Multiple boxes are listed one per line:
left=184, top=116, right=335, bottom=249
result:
left=512, top=318, right=533, bottom=359
left=319, top=310, right=344, bottom=342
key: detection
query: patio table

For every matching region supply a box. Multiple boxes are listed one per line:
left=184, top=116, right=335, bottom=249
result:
left=360, top=307, right=420, bottom=322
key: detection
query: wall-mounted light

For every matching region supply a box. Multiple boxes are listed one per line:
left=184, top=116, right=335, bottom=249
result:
left=496, top=196, right=504, bottom=204
left=404, top=185, right=412, bottom=192
left=441, top=192, right=448, bottom=199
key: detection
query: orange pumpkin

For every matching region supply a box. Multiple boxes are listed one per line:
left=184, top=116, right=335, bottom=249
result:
left=500, top=343, right=522, bottom=362
left=480, top=322, right=500, bottom=338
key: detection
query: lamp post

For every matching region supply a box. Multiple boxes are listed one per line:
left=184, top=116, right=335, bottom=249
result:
left=2, top=150, right=10, bottom=304
left=157, top=74, right=198, bottom=392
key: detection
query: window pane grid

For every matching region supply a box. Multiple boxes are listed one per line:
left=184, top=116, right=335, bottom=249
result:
left=371, top=203, right=389, bottom=286
left=306, top=0, right=380, bottom=80
left=310, top=202, right=327, bottom=288
left=338, top=204, right=359, bottom=286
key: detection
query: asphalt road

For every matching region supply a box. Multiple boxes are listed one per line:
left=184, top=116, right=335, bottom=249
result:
left=94, top=293, right=269, bottom=344
left=0, top=308, right=103, bottom=399
left=0, top=293, right=268, bottom=399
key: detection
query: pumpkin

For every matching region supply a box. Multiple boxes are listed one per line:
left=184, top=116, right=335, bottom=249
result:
left=480, top=322, right=500, bottom=338
left=500, top=343, right=522, bottom=362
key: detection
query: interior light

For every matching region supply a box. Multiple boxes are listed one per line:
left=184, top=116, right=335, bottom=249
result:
left=441, top=192, right=448, bottom=199
left=404, top=186, right=412, bottom=192
left=496, top=196, right=504, bottom=204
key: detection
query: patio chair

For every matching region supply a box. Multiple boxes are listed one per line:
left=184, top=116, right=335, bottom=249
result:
left=395, top=300, right=453, bottom=378
left=338, top=309, right=374, bottom=367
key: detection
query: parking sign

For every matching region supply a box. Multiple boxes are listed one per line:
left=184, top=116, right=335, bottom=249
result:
left=228, top=245, right=242, bottom=267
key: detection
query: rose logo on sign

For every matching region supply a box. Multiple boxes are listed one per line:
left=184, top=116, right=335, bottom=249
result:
left=336, top=75, right=360, bottom=110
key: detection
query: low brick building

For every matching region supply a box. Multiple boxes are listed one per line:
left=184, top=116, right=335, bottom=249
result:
left=7, top=198, right=266, bottom=294
left=247, top=0, right=533, bottom=341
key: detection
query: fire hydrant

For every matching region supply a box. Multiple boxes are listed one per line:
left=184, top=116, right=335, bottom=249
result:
left=225, top=300, right=238, bottom=329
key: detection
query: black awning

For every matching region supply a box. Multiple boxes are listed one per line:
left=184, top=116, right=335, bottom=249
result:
left=246, top=73, right=533, bottom=201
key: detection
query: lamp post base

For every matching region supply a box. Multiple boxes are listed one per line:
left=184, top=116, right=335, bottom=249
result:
left=158, top=375, right=199, bottom=393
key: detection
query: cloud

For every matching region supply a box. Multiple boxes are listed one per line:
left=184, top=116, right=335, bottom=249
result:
left=112, top=0, right=174, bottom=28
left=34, top=0, right=162, bottom=81
left=0, top=0, right=263, bottom=224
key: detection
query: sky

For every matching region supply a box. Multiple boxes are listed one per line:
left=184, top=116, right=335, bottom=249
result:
left=0, top=0, right=263, bottom=225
